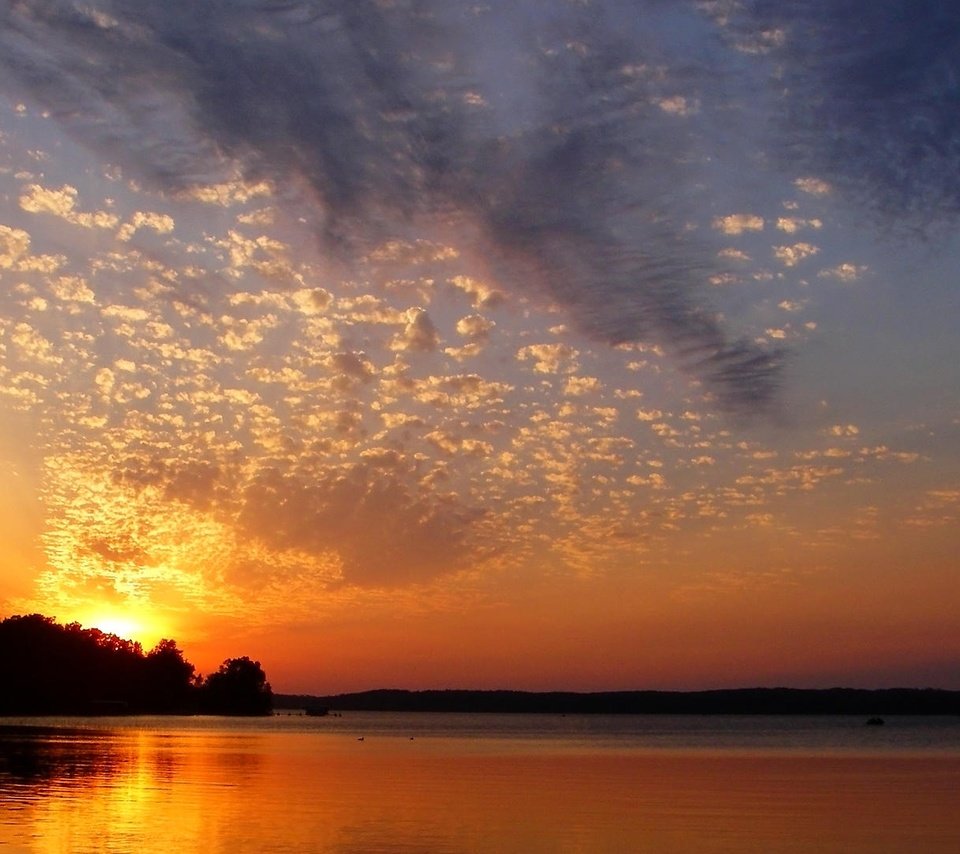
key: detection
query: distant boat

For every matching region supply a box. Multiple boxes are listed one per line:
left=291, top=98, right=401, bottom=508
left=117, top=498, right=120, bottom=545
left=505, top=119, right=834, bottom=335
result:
left=865, top=717, right=885, bottom=726
left=304, top=705, right=329, bottom=717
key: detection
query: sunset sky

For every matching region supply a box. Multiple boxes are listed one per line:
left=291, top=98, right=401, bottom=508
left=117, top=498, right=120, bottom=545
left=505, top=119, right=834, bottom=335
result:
left=0, top=0, right=957, bottom=693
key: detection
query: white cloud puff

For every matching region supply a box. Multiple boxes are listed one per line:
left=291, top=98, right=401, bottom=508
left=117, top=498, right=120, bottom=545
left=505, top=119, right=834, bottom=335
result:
left=773, top=242, right=820, bottom=266
left=712, top=214, right=765, bottom=235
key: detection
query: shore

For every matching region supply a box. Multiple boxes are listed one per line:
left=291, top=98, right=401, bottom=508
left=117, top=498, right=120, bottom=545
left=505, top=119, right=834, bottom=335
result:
left=274, top=686, right=960, bottom=716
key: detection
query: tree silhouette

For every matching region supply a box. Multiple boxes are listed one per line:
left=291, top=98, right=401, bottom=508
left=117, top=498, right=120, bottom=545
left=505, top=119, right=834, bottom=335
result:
left=143, top=639, right=198, bottom=712
left=0, top=614, right=272, bottom=715
left=201, top=656, right=273, bottom=715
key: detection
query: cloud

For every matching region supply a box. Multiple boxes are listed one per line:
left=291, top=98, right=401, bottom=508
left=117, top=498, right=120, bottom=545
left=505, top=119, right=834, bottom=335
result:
left=518, top=343, right=579, bottom=376
left=0, top=225, right=32, bottom=269
left=794, top=177, right=832, bottom=197
left=116, top=210, right=175, bottom=242
left=449, top=276, right=504, bottom=310
left=0, top=0, right=786, bottom=412
left=19, top=183, right=119, bottom=229
left=564, top=376, right=602, bottom=397
left=735, top=0, right=960, bottom=225
left=455, top=314, right=494, bottom=342
left=237, top=462, right=485, bottom=587
left=773, top=242, right=819, bottom=267
left=399, top=374, right=510, bottom=413
left=11, top=322, right=61, bottom=366
left=654, top=95, right=699, bottom=116
left=391, top=308, right=439, bottom=354
left=713, top=214, right=765, bottom=235
left=329, top=352, right=376, bottom=385
left=291, top=288, right=333, bottom=316
left=818, top=263, right=867, bottom=282
left=50, top=276, right=96, bottom=304
left=776, top=217, right=821, bottom=234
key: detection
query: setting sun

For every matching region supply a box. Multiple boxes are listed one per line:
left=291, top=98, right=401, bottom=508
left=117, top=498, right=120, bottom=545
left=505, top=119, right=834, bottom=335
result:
left=78, top=610, right=168, bottom=651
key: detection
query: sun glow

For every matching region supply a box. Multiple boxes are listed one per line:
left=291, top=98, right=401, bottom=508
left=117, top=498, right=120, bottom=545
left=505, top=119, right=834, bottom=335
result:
left=80, top=610, right=169, bottom=651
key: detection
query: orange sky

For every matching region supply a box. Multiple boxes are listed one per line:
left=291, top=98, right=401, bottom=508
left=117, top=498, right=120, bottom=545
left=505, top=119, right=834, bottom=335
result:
left=0, top=1, right=958, bottom=692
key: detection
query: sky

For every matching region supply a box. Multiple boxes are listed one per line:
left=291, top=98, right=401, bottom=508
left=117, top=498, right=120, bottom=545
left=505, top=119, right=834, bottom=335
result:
left=0, top=0, right=958, bottom=693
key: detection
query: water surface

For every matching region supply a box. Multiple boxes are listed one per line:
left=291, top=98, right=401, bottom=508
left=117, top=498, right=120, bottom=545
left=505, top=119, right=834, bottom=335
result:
left=2, top=714, right=958, bottom=853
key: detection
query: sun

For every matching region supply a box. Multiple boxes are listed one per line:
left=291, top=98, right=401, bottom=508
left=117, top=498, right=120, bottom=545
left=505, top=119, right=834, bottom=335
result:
left=79, top=609, right=170, bottom=650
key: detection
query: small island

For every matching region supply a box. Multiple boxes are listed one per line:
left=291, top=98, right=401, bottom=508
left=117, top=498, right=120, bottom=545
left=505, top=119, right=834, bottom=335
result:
left=0, top=614, right=272, bottom=716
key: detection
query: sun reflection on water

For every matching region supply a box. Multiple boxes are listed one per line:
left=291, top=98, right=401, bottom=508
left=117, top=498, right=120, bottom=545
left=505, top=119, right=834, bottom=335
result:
left=1, top=721, right=959, bottom=853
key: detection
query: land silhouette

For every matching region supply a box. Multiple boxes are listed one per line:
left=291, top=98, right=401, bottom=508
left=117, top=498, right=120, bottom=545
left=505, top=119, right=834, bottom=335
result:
left=275, top=687, right=960, bottom=716
left=0, top=614, right=272, bottom=716
left=4, top=613, right=957, bottom=718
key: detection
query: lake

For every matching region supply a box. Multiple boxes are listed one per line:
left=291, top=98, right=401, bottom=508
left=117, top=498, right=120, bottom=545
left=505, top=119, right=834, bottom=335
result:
left=1, top=714, right=959, bottom=852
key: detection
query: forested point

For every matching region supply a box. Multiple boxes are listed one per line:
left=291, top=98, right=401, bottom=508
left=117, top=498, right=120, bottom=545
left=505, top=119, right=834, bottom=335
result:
left=0, top=614, right=272, bottom=716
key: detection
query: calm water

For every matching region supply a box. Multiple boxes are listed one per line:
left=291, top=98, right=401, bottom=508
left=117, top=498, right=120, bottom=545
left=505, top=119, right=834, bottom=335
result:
left=1, top=714, right=959, bottom=853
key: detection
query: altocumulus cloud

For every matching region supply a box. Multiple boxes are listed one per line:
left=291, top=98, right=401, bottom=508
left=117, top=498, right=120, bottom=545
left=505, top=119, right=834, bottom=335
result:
left=0, top=0, right=789, bottom=412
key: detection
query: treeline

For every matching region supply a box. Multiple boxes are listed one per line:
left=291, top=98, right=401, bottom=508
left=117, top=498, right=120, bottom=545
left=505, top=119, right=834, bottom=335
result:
left=275, top=687, right=960, bottom=716
left=0, top=614, right=272, bottom=716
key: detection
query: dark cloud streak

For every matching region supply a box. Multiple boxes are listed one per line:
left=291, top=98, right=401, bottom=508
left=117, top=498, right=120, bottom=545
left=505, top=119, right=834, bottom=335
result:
left=0, top=0, right=783, bottom=410
left=738, top=0, right=960, bottom=227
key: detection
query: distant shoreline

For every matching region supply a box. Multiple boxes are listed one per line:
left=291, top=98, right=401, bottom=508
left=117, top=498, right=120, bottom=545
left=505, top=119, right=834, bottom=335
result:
left=274, top=687, right=960, bottom=716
